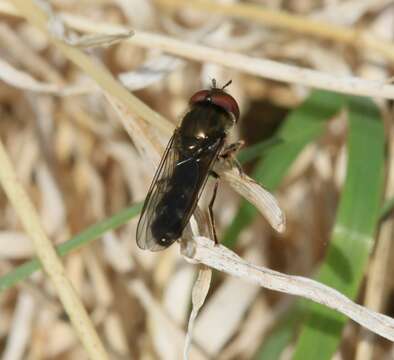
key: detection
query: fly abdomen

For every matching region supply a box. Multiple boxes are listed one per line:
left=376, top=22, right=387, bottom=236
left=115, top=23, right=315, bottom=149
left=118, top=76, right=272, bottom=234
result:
left=150, top=160, right=198, bottom=245
left=151, top=186, right=193, bottom=245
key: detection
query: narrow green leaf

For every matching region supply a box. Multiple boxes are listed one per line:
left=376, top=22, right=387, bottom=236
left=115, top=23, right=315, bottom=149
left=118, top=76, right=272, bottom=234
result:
left=380, top=196, right=394, bottom=220
left=237, top=136, right=282, bottom=165
left=0, top=202, right=143, bottom=292
left=255, top=307, right=301, bottom=360
left=223, top=91, right=345, bottom=247
left=293, top=97, right=385, bottom=359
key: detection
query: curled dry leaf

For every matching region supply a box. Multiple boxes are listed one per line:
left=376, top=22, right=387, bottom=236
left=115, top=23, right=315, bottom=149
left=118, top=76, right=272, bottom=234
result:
left=184, top=265, right=212, bottom=360
left=42, top=0, right=134, bottom=49
left=182, top=237, right=394, bottom=343
left=65, top=30, right=134, bottom=49
left=214, top=159, right=286, bottom=233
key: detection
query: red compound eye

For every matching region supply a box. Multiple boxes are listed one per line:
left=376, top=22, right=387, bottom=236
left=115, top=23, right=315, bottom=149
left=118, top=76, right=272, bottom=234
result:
left=210, top=90, right=239, bottom=121
left=189, top=90, right=210, bottom=105
left=189, top=89, right=240, bottom=120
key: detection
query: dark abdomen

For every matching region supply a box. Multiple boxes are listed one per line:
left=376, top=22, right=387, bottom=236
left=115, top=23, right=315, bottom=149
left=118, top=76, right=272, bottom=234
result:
left=150, top=157, right=199, bottom=244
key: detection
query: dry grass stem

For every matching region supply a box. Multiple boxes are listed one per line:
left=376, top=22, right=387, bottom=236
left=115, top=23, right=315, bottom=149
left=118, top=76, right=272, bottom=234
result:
left=62, top=30, right=134, bottom=49
left=8, top=0, right=173, bottom=136
left=184, top=265, right=212, bottom=360
left=2, top=5, right=394, bottom=99
left=157, top=0, right=394, bottom=61
left=59, top=14, right=394, bottom=99
left=0, top=140, right=109, bottom=359
left=183, top=237, right=394, bottom=343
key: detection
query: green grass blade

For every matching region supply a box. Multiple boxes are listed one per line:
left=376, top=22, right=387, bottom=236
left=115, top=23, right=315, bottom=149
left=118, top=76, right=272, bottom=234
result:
left=292, top=96, right=385, bottom=359
left=237, top=136, right=282, bottom=165
left=223, top=90, right=345, bottom=247
left=380, top=196, right=394, bottom=220
left=257, top=323, right=294, bottom=360
left=255, top=307, right=301, bottom=360
left=0, top=202, right=143, bottom=292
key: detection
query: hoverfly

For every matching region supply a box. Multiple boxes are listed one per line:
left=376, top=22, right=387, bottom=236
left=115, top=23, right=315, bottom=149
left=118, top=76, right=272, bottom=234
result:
left=136, top=80, right=240, bottom=251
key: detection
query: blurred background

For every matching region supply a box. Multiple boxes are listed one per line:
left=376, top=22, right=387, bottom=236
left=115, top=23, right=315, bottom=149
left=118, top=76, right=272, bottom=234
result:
left=0, top=0, right=393, bottom=359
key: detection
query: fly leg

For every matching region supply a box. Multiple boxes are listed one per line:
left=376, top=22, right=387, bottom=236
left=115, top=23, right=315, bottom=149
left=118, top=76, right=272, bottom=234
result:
left=222, top=140, right=245, bottom=156
left=208, top=171, right=220, bottom=245
left=220, top=140, right=245, bottom=176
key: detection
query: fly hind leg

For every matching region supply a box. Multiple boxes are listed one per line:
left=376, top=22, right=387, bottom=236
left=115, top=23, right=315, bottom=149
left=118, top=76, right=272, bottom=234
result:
left=221, top=140, right=245, bottom=158
left=219, top=140, right=245, bottom=176
left=207, top=170, right=221, bottom=245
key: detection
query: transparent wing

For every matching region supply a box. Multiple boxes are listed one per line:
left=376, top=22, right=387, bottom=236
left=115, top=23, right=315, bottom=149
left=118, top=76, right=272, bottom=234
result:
left=136, top=131, right=225, bottom=252
left=136, top=132, right=180, bottom=251
left=177, top=137, right=224, bottom=230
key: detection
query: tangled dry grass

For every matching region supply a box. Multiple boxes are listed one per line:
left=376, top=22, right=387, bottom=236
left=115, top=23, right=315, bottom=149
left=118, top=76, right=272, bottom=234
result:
left=1, top=1, right=394, bottom=359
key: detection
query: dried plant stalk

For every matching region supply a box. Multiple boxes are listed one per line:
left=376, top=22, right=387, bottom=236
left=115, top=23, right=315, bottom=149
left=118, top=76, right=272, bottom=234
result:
left=63, top=30, right=134, bottom=49
left=0, top=140, right=109, bottom=360
left=8, top=0, right=173, bottom=136
left=157, top=0, right=394, bottom=62
left=184, top=266, right=212, bottom=360
left=60, top=14, right=394, bottom=100
left=183, top=237, right=394, bottom=342
left=2, top=5, right=394, bottom=99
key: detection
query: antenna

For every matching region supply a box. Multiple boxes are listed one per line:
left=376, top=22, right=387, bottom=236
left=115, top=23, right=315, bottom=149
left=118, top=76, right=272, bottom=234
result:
left=210, top=79, right=232, bottom=90
left=222, top=80, right=232, bottom=90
